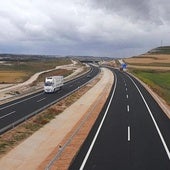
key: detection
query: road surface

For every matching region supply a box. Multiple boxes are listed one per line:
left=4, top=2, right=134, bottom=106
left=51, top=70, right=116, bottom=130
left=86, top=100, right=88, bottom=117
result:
left=69, top=68, right=170, bottom=170
left=0, top=65, right=100, bottom=134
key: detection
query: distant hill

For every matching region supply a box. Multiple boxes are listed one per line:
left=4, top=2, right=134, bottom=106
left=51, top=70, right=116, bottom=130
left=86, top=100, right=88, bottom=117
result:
left=0, top=53, right=112, bottom=62
left=148, top=46, right=170, bottom=54
left=0, top=54, right=61, bottom=61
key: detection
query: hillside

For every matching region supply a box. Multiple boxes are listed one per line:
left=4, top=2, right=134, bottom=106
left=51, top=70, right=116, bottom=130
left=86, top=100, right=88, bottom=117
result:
left=148, top=46, right=170, bottom=54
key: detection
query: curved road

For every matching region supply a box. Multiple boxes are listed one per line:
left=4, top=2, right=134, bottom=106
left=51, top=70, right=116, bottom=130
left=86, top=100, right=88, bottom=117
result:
left=69, top=68, right=170, bottom=170
left=0, top=65, right=100, bottom=134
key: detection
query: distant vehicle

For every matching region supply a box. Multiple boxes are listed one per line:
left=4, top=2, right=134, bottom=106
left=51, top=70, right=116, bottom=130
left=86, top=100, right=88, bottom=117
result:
left=120, top=63, right=127, bottom=71
left=87, top=74, right=91, bottom=78
left=44, top=76, right=63, bottom=93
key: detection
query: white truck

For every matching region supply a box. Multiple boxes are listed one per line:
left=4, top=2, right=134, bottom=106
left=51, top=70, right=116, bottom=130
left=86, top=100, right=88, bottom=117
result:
left=44, top=76, right=64, bottom=93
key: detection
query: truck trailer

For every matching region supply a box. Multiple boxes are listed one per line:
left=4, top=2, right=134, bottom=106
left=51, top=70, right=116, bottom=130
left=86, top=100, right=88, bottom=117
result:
left=44, top=76, right=63, bottom=93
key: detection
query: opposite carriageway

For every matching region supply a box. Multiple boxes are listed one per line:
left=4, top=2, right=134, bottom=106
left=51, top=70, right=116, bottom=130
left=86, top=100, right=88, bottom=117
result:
left=0, top=65, right=100, bottom=134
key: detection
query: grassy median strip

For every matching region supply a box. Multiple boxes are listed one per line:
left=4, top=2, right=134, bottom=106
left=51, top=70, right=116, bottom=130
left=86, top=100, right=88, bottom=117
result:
left=130, top=69, right=170, bottom=105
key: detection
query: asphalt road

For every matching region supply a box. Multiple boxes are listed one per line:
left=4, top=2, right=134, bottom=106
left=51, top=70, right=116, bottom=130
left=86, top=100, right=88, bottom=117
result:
left=0, top=65, right=100, bottom=134
left=69, top=68, right=170, bottom=170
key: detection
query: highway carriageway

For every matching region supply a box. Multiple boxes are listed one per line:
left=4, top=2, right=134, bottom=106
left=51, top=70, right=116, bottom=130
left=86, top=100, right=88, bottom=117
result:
left=69, top=68, right=170, bottom=170
left=0, top=65, right=100, bottom=134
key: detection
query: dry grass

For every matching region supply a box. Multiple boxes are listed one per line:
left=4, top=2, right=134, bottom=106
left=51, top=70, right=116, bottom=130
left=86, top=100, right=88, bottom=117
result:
left=125, top=54, right=170, bottom=67
left=0, top=71, right=28, bottom=83
left=0, top=59, right=72, bottom=84
left=126, top=65, right=170, bottom=71
left=125, top=54, right=170, bottom=63
left=31, top=69, right=73, bottom=86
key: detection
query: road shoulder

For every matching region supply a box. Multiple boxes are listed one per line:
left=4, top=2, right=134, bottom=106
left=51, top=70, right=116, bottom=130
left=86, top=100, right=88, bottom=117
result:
left=130, top=73, right=170, bottom=119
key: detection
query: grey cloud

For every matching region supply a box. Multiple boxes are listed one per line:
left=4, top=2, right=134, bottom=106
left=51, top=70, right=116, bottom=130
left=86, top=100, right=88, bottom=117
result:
left=0, top=0, right=170, bottom=57
left=89, top=0, right=164, bottom=25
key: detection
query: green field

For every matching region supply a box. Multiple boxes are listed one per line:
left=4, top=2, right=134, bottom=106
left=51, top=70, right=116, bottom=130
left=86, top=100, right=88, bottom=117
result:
left=130, top=69, right=170, bottom=105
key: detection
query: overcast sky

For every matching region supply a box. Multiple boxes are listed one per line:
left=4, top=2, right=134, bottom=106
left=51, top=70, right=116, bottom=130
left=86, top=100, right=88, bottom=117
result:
left=0, top=0, right=170, bottom=58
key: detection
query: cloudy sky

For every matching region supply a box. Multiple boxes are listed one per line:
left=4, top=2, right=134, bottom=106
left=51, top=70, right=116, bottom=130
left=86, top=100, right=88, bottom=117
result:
left=0, top=0, right=170, bottom=58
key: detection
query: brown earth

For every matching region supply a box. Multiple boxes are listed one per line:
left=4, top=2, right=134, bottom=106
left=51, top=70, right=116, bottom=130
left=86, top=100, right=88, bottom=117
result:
left=124, top=54, right=170, bottom=70
left=0, top=71, right=27, bottom=83
left=125, top=54, right=170, bottom=64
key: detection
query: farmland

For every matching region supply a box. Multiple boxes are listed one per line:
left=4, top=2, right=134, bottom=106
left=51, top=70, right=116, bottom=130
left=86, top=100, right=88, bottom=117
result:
left=125, top=54, right=170, bottom=69
left=125, top=52, right=170, bottom=106
left=0, top=58, right=72, bottom=84
left=130, top=69, right=170, bottom=105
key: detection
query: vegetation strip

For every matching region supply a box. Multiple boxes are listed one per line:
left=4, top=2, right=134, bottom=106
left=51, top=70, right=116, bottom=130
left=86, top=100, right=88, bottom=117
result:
left=130, top=69, right=170, bottom=105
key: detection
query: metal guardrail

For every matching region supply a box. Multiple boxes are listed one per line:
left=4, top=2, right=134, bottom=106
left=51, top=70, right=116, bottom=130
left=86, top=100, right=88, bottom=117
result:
left=0, top=66, right=100, bottom=135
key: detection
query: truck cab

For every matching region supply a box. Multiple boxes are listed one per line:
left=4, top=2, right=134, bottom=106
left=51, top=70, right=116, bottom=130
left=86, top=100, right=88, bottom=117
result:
left=44, top=76, right=63, bottom=93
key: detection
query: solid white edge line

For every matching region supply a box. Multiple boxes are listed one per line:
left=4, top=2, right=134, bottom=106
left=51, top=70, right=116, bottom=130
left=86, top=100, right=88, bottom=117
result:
left=128, top=126, right=130, bottom=141
left=128, top=74, right=170, bottom=160
left=79, top=74, right=117, bottom=170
